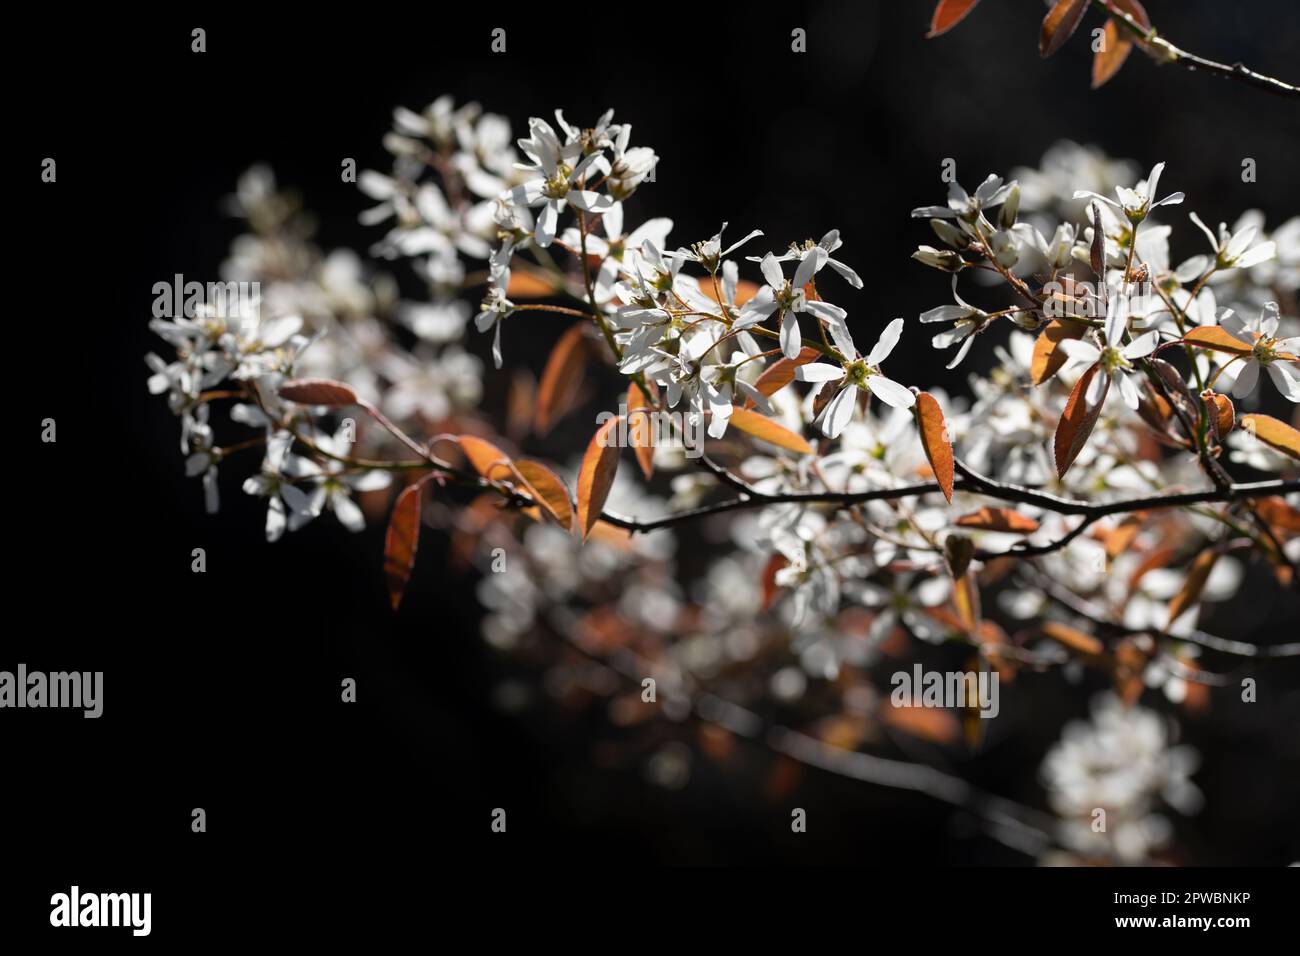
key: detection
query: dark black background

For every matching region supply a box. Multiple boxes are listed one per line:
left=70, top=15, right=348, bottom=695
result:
left=9, top=0, right=1300, bottom=935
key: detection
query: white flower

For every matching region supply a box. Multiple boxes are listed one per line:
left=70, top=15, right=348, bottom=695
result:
left=241, top=432, right=317, bottom=542
left=749, top=229, right=863, bottom=289
left=822, top=403, right=926, bottom=491
left=642, top=331, right=714, bottom=413
left=491, top=194, right=536, bottom=251
left=1034, top=222, right=1078, bottom=270
left=763, top=508, right=843, bottom=628
left=740, top=251, right=846, bottom=360
left=357, top=170, right=416, bottom=231
left=382, top=346, right=483, bottom=422
left=604, top=123, right=658, bottom=200
left=1186, top=210, right=1276, bottom=273
left=796, top=317, right=914, bottom=439
left=1041, top=693, right=1200, bottom=863
left=911, top=174, right=1017, bottom=222
left=507, top=117, right=613, bottom=247
left=911, top=244, right=965, bottom=272
left=680, top=221, right=764, bottom=275
left=1226, top=423, right=1292, bottom=471
left=398, top=300, right=470, bottom=344
left=1171, top=285, right=1225, bottom=329
left=843, top=573, right=946, bottom=645
left=474, top=286, right=514, bottom=369
left=919, top=276, right=987, bottom=368
left=208, top=301, right=306, bottom=381
left=290, top=428, right=393, bottom=534
left=1012, top=140, right=1138, bottom=215
left=699, top=350, right=774, bottom=439
left=1079, top=200, right=1172, bottom=272
left=1074, top=160, right=1183, bottom=222
left=185, top=448, right=222, bottom=515
left=1058, top=294, right=1161, bottom=409
left=561, top=202, right=674, bottom=299
left=1220, top=302, right=1300, bottom=402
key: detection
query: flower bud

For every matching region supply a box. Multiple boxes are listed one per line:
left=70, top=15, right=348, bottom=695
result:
left=931, top=219, right=968, bottom=249
left=913, top=245, right=965, bottom=273
left=998, top=183, right=1020, bottom=230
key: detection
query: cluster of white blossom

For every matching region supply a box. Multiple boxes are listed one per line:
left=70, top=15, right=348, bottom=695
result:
left=1041, top=693, right=1201, bottom=864
left=146, top=98, right=1299, bottom=863
left=147, top=159, right=485, bottom=538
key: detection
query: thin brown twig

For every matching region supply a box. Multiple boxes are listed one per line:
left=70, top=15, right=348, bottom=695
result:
left=1094, top=0, right=1300, bottom=98
left=1021, top=564, right=1300, bottom=659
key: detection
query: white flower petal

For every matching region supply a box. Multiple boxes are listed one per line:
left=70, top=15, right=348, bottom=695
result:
left=1265, top=362, right=1300, bottom=402
left=867, top=375, right=915, bottom=409
left=1118, top=371, right=1140, bottom=409
left=1231, top=359, right=1259, bottom=398
left=779, top=310, right=802, bottom=360
left=795, top=363, right=846, bottom=383
left=865, top=318, right=905, bottom=366
left=818, top=385, right=857, bottom=438
left=1219, top=311, right=1253, bottom=344
left=760, top=253, right=784, bottom=289
left=1123, top=331, right=1160, bottom=359
left=945, top=333, right=977, bottom=369
left=1058, top=339, right=1101, bottom=364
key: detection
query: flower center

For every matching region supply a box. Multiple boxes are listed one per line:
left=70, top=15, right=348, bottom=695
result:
left=1100, top=345, right=1131, bottom=374
left=1253, top=335, right=1280, bottom=365
left=775, top=282, right=804, bottom=312
left=846, top=360, right=873, bottom=387
left=542, top=165, right=572, bottom=199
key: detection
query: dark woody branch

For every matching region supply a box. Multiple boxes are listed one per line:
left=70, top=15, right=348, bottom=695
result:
left=595, top=456, right=1298, bottom=535
left=1020, top=564, right=1300, bottom=659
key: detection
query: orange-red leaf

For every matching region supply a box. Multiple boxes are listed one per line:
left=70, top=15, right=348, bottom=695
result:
left=506, top=369, right=536, bottom=443
left=278, top=378, right=358, bottom=406
left=1055, top=363, right=1108, bottom=479
left=1095, top=513, right=1145, bottom=559
left=534, top=324, right=588, bottom=435
left=1091, top=19, right=1132, bottom=88
left=1202, top=390, right=1235, bottom=441
left=1182, top=326, right=1254, bottom=356
left=761, top=553, right=789, bottom=611
left=754, top=347, right=821, bottom=399
left=1032, top=320, right=1086, bottom=385
left=1106, top=0, right=1151, bottom=38
left=513, top=459, right=573, bottom=531
left=915, top=391, right=954, bottom=503
left=927, top=0, right=982, bottom=38
left=1240, top=414, right=1300, bottom=461
left=1093, top=0, right=1153, bottom=82
left=627, top=381, right=656, bottom=480
left=1113, top=636, right=1150, bottom=705
left=952, top=572, right=980, bottom=632
left=505, top=269, right=562, bottom=299
left=880, top=704, right=960, bottom=745
left=1253, top=496, right=1300, bottom=535
left=383, top=482, right=423, bottom=610
left=728, top=407, right=814, bottom=455
left=699, top=277, right=762, bottom=308
left=955, top=507, right=1040, bottom=534
left=944, top=534, right=975, bottom=579
left=458, top=435, right=514, bottom=482
left=1040, top=621, right=1104, bottom=656
left=1040, top=0, right=1089, bottom=57
left=577, top=417, right=622, bottom=540
left=1128, top=545, right=1175, bottom=594
left=1167, top=549, right=1218, bottom=625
